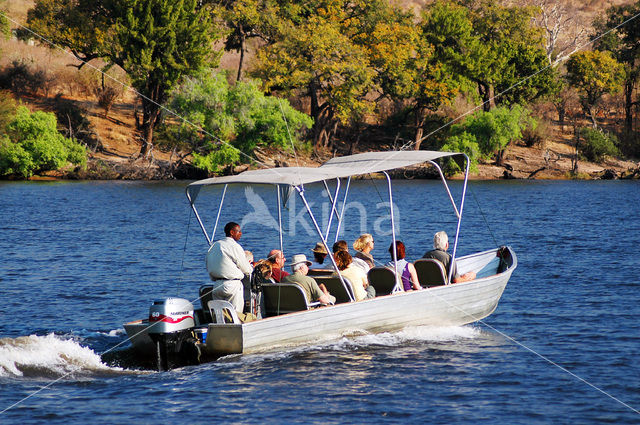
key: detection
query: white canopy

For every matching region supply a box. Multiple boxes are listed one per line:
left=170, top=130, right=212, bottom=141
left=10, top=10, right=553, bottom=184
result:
left=186, top=150, right=463, bottom=203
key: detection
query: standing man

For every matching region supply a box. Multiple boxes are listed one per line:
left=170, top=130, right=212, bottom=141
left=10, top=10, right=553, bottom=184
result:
left=267, top=249, right=289, bottom=282
left=206, top=222, right=253, bottom=313
left=422, top=231, right=476, bottom=283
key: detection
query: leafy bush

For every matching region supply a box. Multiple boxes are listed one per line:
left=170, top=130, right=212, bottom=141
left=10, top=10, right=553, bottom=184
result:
left=0, top=91, right=17, bottom=134
left=440, top=104, right=535, bottom=174
left=440, top=131, right=480, bottom=174
left=163, top=69, right=313, bottom=174
left=521, top=118, right=549, bottom=148
left=0, top=106, right=87, bottom=178
left=0, top=60, right=49, bottom=96
left=94, top=85, right=120, bottom=118
left=578, top=127, right=619, bottom=163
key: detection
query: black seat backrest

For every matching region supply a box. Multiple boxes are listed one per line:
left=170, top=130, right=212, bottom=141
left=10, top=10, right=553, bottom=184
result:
left=199, top=285, right=214, bottom=321
left=307, top=268, right=334, bottom=277
left=262, top=283, right=318, bottom=316
left=367, top=267, right=396, bottom=296
left=414, top=259, right=448, bottom=287
left=314, top=276, right=354, bottom=303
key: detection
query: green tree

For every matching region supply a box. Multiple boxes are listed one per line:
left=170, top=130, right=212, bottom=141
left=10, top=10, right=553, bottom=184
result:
left=422, top=0, right=556, bottom=112
left=25, top=0, right=219, bottom=158
left=0, top=106, right=86, bottom=178
left=593, top=2, right=640, bottom=133
left=206, top=0, right=281, bottom=82
left=165, top=69, right=313, bottom=173
left=444, top=104, right=533, bottom=167
left=565, top=50, right=626, bottom=128
left=22, top=0, right=115, bottom=66
left=253, top=0, right=380, bottom=148
left=578, top=127, right=619, bottom=162
left=366, top=6, right=459, bottom=149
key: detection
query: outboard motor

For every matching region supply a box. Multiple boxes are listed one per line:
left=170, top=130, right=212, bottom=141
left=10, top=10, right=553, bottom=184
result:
left=147, top=298, right=198, bottom=370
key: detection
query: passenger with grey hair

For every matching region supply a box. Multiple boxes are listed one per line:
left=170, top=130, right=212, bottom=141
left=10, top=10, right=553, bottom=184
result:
left=422, top=231, right=476, bottom=283
left=282, top=254, right=336, bottom=305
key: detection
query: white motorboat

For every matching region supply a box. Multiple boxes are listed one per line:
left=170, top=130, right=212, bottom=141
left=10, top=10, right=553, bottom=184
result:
left=124, top=151, right=517, bottom=369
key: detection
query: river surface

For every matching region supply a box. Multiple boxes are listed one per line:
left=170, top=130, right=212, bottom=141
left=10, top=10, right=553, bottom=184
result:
left=1, top=179, right=639, bottom=424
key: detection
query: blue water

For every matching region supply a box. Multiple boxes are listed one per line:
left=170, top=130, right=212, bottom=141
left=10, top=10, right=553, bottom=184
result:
left=1, top=179, right=639, bottom=424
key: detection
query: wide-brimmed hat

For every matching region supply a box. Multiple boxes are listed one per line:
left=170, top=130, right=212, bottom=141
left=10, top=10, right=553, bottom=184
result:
left=288, top=254, right=312, bottom=267
left=311, top=242, right=328, bottom=254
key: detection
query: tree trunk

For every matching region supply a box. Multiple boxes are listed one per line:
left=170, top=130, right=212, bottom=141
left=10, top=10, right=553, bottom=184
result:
left=139, top=95, right=161, bottom=158
left=413, top=106, right=425, bottom=150
left=237, top=29, right=245, bottom=82
left=414, top=127, right=424, bottom=151
left=624, top=79, right=634, bottom=133
left=479, top=82, right=494, bottom=112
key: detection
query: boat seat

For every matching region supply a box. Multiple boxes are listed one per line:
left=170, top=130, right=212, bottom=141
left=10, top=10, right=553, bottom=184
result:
left=414, top=259, right=448, bottom=287
left=199, top=285, right=214, bottom=321
left=367, top=267, right=396, bottom=296
left=207, top=300, right=241, bottom=324
left=314, top=276, right=354, bottom=303
left=307, top=268, right=334, bottom=277
left=262, top=283, right=321, bottom=317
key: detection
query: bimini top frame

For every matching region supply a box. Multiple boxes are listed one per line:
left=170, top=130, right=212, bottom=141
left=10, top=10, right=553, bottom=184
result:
left=186, top=150, right=470, bottom=286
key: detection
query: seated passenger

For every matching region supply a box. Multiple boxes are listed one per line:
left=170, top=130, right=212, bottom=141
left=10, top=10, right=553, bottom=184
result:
left=282, top=254, right=336, bottom=305
left=332, top=240, right=348, bottom=253
left=352, top=233, right=375, bottom=273
left=252, top=260, right=274, bottom=285
left=422, top=231, right=476, bottom=283
left=267, top=249, right=290, bottom=282
left=333, top=250, right=375, bottom=301
left=309, top=242, right=329, bottom=269
left=386, top=241, right=421, bottom=291
left=245, top=250, right=254, bottom=266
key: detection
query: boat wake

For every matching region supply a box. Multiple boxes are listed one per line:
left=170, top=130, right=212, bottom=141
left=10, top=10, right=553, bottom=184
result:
left=0, top=333, right=139, bottom=379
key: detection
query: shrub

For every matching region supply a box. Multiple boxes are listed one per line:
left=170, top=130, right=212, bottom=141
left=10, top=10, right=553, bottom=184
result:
left=522, top=119, right=550, bottom=148
left=94, top=85, right=120, bottom=118
left=578, top=127, right=619, bottom=163
left=52, top=94, right=103, bottom=152
left=0, top=106, right=87, bottom=178
left=440, top=131, right=480, bottom=174
left=164, top=69, right=313, bottom=174
left=0, top=60, right=49, bottom=96
left=0, top=90, right=17, bottom=134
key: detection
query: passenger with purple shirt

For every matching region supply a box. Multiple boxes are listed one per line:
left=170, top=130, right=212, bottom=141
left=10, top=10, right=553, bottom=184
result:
left=386, top=241, right=421, bottom=291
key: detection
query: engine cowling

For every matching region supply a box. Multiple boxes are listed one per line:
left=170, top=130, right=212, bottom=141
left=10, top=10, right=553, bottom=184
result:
left=148, top=298, right=194, bottom=334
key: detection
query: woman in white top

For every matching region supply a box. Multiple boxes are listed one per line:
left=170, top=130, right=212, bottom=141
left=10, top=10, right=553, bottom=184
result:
left=334, top=250, right=376, bottom=301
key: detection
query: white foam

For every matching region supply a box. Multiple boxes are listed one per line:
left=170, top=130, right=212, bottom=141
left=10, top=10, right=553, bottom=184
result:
left=224, top=325, right=482, bottom=364
left=98, top=329, right=125, bottom=337
left=0, top=333, right=124, bottom=379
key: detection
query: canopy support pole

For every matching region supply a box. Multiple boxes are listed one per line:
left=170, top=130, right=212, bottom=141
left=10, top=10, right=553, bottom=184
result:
left=297, top=186, right=354, bottom=302
left=324, top=179, right=341, bottom=242
left=322, top=180, right=342, bottom=222
left=187, top=192, right=211, bottom=246
left=448, top=155, right=470, bottom=283
left=276, top=185, right=284, bottom=254
left=210, top=184, right=228, bottom=245
left=383, top=171, right=401, bottom=292
left=428, top=160, right=460, bottom=219
left=335, top=176, right=351, bottom=243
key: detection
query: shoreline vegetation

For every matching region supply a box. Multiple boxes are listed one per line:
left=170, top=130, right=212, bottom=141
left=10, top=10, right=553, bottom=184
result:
left=1, top=0, right=639, bottom=182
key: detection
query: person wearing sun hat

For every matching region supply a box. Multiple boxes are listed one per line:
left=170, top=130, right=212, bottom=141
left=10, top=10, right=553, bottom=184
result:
left=282, top=254, right=335, bottom=305
left=309, top=242, right=329, bottom=269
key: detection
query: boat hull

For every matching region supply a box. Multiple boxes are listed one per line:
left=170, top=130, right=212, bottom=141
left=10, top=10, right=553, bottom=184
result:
left=124, top=247, right=516, bottom=359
